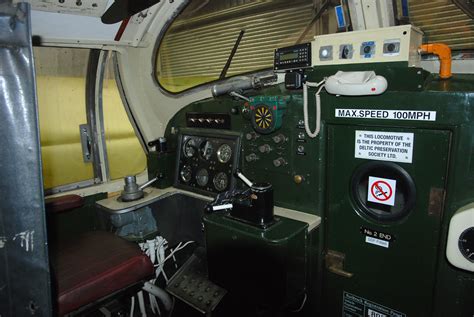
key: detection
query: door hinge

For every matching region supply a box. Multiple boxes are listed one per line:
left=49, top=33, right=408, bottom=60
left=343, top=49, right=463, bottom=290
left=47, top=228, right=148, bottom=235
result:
left=325, top=250, right=353, bottom=278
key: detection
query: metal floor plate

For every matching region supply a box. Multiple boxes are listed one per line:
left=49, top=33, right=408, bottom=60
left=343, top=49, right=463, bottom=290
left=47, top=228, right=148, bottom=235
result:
left=166, top=248, right=226, bottom=314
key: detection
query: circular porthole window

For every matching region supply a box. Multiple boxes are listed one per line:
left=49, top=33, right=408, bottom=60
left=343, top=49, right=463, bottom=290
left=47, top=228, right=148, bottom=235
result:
left=351, top=161, right=416, bottom=223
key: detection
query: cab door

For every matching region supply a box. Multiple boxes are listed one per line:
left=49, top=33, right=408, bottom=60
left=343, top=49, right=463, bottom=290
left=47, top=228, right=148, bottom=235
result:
left=323, top=125, right=450, bottom=317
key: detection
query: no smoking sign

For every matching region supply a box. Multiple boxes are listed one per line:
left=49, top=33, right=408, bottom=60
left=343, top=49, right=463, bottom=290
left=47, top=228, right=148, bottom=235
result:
left=368, top=176, right=397, bottom=206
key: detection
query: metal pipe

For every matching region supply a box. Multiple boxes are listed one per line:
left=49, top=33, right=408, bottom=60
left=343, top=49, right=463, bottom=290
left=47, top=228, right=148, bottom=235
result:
left=211, top=76, right=259, bottom=97
left=419, top=43, right=452, bottom=79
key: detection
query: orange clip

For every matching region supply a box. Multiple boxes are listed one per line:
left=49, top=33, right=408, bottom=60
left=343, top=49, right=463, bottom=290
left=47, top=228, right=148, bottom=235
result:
left=419, top=43, right=452, bottom=79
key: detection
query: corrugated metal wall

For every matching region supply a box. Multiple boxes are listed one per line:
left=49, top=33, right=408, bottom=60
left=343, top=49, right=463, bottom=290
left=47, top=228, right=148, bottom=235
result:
left=157, top=0, right=315, bottom=84
left=409, top=0, right=474, bottom=50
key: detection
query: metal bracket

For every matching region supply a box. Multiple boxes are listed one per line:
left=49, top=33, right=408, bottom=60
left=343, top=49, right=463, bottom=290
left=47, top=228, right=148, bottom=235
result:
left=79, top=124, right=93, bottom=163
left=325, top=250, right=353, bottom=278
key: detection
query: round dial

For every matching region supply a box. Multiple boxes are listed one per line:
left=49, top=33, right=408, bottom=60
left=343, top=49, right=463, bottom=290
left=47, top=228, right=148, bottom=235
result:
left=199, top=140, right=214, bottom=161
left=213, top=172, right=229, bottom=192
left=253, top=104, right=273, bottom=133
left=180, top=165, right=192, bottom=183
left=217, top=144, right=232, bottom=163
left=183, top=138, right=197, bottom=158
left=196, top=168, right=209, bottom=187
left=459, top=227, right=474, bottom=262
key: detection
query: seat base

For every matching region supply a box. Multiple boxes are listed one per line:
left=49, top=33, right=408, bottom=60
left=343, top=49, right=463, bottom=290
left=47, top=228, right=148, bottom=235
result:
left=51, top=231, right=154, bottom=315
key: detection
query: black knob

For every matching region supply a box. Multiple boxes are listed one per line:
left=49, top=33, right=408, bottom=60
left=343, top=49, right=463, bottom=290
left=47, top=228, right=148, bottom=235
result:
left=363, top=45, right=371, bottom=54
left=342, top=46, right=350, bottom=59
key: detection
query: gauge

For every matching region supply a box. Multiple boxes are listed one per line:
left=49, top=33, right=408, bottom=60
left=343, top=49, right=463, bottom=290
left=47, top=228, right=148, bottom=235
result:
left=459, top=227, right=474, bottom=262
left=183, top=138, right=197, bottom=158
left=199, top=140, right=214, bottom=160
left=217, top=144, right=232, bottom=163
left=253, top=104, right=273, bottom=133
left=196, top=168, right=209, bottom=187
left=180, top=165, right=192, bottom=183
left=213, top=172, right=229, bottom=191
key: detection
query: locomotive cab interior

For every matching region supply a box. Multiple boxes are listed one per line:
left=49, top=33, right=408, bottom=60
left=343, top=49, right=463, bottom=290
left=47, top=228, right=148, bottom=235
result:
left=1, top=0, right=474, bottom=316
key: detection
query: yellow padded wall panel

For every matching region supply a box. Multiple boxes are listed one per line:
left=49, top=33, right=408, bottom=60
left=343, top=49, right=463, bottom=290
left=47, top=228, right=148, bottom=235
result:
left=37, top=76, right=94, bottom=189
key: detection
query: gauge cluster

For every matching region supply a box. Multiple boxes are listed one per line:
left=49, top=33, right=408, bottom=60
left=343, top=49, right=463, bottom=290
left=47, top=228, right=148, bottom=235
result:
left=175, top=130, right=240, bottom=196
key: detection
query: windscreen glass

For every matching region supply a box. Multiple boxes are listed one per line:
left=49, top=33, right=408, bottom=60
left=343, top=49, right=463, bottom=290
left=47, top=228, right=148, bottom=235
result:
left=155, top=0, right=317, bottom=93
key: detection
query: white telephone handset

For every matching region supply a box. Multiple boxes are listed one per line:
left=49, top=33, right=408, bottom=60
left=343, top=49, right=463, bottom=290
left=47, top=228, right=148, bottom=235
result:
left=325, top=71, right=388, bottom=96
left=303, top=71, right=388, bottom=139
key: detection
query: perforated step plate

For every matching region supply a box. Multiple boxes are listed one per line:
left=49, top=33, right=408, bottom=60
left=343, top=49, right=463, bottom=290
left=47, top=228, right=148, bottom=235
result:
left=166, top=249, right=226, bottom=314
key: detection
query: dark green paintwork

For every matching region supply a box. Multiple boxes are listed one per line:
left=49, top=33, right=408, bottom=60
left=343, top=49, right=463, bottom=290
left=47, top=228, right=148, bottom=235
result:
left=316, top=70, right=474, bottom=317
left=163, top=91, right=324, bottom=214
left=155, top=66, right=474, bottom=316
left=204, top=213, right=308, bottom=314
left=147, top=150, right=175, bottom=188
left=325, top=126, right=450, bottom=316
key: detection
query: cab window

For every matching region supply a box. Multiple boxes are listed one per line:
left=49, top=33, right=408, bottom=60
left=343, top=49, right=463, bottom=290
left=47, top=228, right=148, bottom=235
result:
left=35, top=47, right=146, bottom=192
left=102, top=55, right=147, bottom=180
left=35, top=47, right=94, bottom=189
left=155, top=0, right=318, bottom=93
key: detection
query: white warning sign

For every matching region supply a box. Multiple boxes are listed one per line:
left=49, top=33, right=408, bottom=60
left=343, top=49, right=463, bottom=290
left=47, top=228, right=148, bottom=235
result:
left=368, top=176, right=396, bottom=206
left=355, top=130, right=414, bottom=163
left=335, top=109, right=436, bottom=121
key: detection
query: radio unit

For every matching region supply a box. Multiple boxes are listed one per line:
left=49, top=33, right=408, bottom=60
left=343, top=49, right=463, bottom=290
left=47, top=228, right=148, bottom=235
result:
left=274, top=43, right=311, bottom=71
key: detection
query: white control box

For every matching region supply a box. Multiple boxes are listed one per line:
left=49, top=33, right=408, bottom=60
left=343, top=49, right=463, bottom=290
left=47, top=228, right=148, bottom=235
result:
left=311, top=25, right=423, bottom=67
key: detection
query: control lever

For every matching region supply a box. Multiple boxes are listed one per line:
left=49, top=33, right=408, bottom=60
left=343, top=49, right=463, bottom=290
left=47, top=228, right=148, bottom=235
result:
left=235, top=169, right=254, bottom=187
left=228, top=91, right=250, bottom=102
left=205, top=170, right=275, bottom=228
left=209, top=203, right=234, bottom=212
left=120, top=174, right=162, bottom=202
left=139, top=175, right=159, bottom=191
left=205, top=168, right=258, bottom=213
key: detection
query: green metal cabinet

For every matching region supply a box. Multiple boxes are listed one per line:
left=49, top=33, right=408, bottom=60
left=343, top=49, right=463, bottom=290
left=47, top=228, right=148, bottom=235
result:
left=324, top=125, right=451, bottom=316
left=204, top=213, right=309, bottom=315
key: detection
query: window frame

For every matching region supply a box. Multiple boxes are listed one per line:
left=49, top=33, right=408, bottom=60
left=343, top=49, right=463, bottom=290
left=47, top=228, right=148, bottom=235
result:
left=43, top=48, right=147, bottom=195
left=151, top=0, right=307, bottom=96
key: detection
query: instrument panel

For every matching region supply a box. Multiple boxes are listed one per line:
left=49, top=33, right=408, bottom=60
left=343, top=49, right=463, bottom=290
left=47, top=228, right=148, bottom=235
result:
left=175, top=130, right=240, bottom=196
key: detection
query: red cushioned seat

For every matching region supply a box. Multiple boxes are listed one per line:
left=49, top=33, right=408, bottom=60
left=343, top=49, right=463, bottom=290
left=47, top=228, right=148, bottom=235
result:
left=45, top=195, right=84, bottom=214
left=51, top=231, right=154, bottom=315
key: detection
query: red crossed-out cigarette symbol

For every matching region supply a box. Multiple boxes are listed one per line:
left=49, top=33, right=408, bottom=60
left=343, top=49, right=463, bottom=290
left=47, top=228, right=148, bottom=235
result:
left=371, top=180, right=393, bottom=202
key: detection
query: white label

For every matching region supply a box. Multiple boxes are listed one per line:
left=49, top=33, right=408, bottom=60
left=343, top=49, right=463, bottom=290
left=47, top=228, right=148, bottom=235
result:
left=368, top=308, right=388, bottom=317
left=355, top=130, right=414, bottom=163
left=368, top=176, right=397, bottom=206
left=366, top=236, right=389, bottom=248
left=336, top=109, right=436, bottom=121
